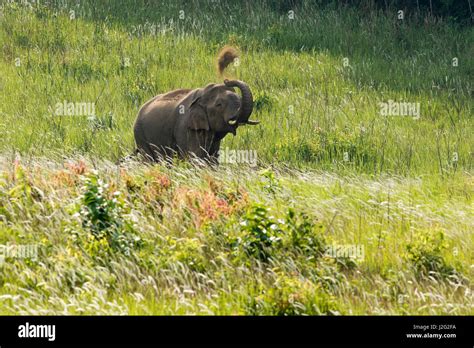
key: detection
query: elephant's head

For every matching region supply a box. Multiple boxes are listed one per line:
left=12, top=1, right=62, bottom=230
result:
left=187, top=80, right=258, bottom=136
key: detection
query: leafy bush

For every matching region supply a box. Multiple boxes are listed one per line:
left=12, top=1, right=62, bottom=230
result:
left=76, top=172, right=142, bottom=256
left=6, top=162, right=44, bottom=203
left=159, top=237, right=207, bottom=273
left=0, top=163, right=44, bottom=222
left=259, top=168, right=281, bottom=195
left=235, top=203, right=283, bottom=261
left=232, top=203, right=326, bottom=262
left=405, top=230, right=456, bottom=279
left=283, top=208, right=326, bottom=257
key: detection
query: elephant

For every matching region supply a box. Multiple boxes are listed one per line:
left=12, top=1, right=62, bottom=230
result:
left=133, top=79, right=259, bottom=163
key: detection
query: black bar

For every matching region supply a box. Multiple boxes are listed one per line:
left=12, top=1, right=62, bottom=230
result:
left=0, top=316, right=472, bottom=346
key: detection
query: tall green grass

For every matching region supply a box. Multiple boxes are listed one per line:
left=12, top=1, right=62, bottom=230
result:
left=0, top=0, right=472, bottom=174
left=0, top=158, right=471, bottom=314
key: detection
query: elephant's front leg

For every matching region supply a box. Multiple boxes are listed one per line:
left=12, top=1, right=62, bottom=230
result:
left=208, top=139, right=222, bottom=166
left=183, top=130, right=218, bottom=162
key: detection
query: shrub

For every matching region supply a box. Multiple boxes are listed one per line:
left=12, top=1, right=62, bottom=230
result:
left=232, top=203, right=326, bottom=262
left=160, top=237, right=207, bottom=273
left=259, top=168, right=281, bottom=195
left=234, top=203, right=283, bottom=261
left=75, top=172, right=142, bottom=256
left=283, top=208, right=326, bottom=257
left=405, top=230, right=456, bottom=279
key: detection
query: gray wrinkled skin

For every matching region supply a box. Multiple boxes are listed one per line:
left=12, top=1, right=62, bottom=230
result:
left=133, top=81, right=255, bottom=163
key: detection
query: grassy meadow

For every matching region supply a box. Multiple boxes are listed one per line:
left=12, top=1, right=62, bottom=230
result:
left=0, top=0, right=472, bottom=314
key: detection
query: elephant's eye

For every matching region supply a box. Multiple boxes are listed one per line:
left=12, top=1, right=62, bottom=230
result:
left=215, top=101, right=223, bottom=107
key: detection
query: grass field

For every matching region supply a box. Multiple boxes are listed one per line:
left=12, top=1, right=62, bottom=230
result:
left=0, top=0, right=472, bottom=315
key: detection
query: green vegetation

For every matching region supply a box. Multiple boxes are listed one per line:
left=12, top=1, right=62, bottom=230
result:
left=0, top=1, right=472, bottom=315
left=1, top=0, right=472, bottom=173
left=0, top=160, right=471, bottom=314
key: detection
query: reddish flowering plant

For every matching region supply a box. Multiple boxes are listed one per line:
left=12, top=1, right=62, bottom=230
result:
left=174, top=185, right=247, bottom=228
left=65, top=160, right=87, bottom=175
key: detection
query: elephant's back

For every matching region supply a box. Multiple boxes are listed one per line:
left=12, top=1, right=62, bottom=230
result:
left=138, top=89, right=193, bottom=116
left=160, top=88, right=193, bottom=101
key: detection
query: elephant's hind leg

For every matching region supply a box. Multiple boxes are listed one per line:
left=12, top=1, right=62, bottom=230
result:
left=134, top=119, right=158, bottom=162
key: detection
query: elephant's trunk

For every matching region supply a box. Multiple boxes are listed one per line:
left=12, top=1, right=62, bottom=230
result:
left=224, top=79, right=259, bottom=125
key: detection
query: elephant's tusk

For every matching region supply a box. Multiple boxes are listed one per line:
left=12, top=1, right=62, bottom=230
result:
left=228, top=119, right=237, bottom=125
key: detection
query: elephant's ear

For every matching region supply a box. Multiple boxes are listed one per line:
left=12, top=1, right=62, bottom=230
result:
left=187, top=91, right=210, bottom=131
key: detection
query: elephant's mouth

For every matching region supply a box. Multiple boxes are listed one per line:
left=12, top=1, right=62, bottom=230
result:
left=228, top=115, right=238, bottom=126
left=226, top=115, right=239, bottom=136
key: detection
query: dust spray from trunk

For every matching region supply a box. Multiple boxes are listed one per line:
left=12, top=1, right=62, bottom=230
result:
left=217, top=46, right=239, bottom=76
